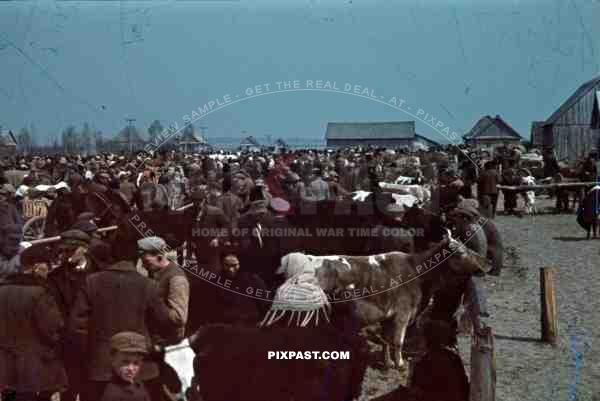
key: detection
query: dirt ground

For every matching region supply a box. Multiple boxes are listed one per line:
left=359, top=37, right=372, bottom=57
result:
left=358, top=194, right=599, bottom=401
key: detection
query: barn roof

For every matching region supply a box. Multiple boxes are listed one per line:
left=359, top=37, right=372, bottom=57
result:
left=546, top=75, right=600, bottom=125
left=415, top=134, right=440, bottom=146
left=463, top=115, right=522, bottom=140
left=0, top=129, right=17, bottom=147
left=325, top=121, right=415, bottom=140
left=592, top=91, right=600, bottom=129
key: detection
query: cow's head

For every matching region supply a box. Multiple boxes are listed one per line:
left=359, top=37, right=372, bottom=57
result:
left=444, top=230, right=486, bottom=276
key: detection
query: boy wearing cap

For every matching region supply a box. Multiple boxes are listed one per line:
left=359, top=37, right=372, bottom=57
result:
left=99, top=332, right=151, bottom=401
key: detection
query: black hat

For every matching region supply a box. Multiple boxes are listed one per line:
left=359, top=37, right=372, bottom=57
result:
left=59, top=229, right=91, bottom=248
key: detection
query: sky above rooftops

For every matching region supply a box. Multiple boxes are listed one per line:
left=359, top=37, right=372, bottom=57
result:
left=0, top=0, right=598, bottom=145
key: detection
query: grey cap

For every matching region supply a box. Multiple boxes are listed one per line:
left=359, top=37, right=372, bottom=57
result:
left=137, top=236, right=167, bottom=254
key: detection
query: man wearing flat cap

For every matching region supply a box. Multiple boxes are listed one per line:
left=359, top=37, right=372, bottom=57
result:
left=46, top=229, right=96, bottom=401
left=137, top=236, right=190, bottom=346
left=185, top=188, right=230, bottom=266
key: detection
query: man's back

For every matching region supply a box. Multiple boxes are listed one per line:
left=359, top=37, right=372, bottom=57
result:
left=308, top=177, right=329, bottom=201
left=69, top=261, right=170, bottom=381
left=478, top=169, right=498, bottom=194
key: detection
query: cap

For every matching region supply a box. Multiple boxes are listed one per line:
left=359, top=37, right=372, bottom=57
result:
left=110, top=332, right=149, bottom=354
left=20, top=244, right=50, bottom=267
left=137, top=236, right=167, bottom=254
left=59, top=229, right=91, bottom=248
left=71, top=220, right=98, bottom=234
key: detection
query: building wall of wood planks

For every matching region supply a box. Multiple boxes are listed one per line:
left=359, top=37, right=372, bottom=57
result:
left=549, top=81, right=600, bottom=161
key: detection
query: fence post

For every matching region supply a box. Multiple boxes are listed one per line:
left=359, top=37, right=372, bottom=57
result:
left=540, top=267, right=558, bottom=344
left=470, top=326, right=496, bottom=401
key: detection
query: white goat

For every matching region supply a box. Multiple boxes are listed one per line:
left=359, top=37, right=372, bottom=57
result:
left=521, top=176, right=536, bottom=215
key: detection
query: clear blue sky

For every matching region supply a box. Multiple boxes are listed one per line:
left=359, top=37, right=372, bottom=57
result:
left=0, top=0, right=598, bottom=145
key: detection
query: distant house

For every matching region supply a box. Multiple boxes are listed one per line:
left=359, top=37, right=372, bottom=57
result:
left=324, top=121, right=438, bottom=150
left=463, top=115, right=522, bottom=151
left=176, top=127, right=210, bottom=153
left=112, top=126, right=146, bottom=152
left=533, top=76, right=600, bottom=161
left=240, top=136, right=262, bottom=152
left=0, top=129, right=17, bottom=158
left=273, top=138, right=288, bottom=152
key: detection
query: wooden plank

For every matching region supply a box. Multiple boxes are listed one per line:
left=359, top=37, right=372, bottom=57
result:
left=497, top=182, right=597, bottom=192
left=470, top=326, right=496, bottom=401
left=540, top=267, right=559, bottom=345
left=25, top=203, right=194, bottom=245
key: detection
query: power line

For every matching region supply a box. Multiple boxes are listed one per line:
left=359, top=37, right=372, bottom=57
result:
left=0, top=31, right=104, bottom=117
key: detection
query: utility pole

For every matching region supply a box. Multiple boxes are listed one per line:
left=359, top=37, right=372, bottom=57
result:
left=125, top=117, right=136, bottom=153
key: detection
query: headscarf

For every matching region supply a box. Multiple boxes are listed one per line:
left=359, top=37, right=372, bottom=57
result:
left=259, top=253, right=331, bottom=328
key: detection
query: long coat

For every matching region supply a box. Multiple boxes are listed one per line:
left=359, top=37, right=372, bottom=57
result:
left=68, top=261, right=174, bottom=382
left=0, top=274, right=68, bottom=392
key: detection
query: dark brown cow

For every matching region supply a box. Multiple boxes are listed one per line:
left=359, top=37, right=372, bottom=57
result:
left=186, top=323, right=368, bottom=401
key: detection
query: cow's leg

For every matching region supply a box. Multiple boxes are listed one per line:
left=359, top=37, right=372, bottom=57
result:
left=391, top=316, right=410, bottom=369
left=381, top=320, right=395, bottom=369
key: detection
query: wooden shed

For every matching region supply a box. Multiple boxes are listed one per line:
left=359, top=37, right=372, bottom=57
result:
left=535, top=76, right=600, bottom=161
left=324, top=121, right=438, bottom=150
left=0, top=129, right=17, bottom=158
left=463, top=115, right=522, bottom=152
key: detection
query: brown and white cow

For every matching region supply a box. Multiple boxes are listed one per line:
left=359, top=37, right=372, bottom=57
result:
left=277, top=232, right=484, bottom=369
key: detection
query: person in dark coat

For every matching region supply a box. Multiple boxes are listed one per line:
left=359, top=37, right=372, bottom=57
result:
left=46, top=229, right=97, bottom=401
left=477, top=161, right=500, bottom=218
left=501, top=166, right=518, bottom=216
left=202, top=251, right=270, bottom=327
left=68, top=258, right=174, bottom=401
left=0, top=258, right=68, bottom=401
left=185, top=188, right=230, bottom=269
left=410, top=320, right=469, bottom=401
left=99, top=332, right=152, bottom=401
left=0, top=224, right=23, bottom=278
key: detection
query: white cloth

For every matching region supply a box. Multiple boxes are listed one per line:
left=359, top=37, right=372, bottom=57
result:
left=164, top=338, right=195, bottom=395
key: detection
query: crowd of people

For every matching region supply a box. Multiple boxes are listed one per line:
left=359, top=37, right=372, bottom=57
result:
left=0, top=143, right=591, bottom=401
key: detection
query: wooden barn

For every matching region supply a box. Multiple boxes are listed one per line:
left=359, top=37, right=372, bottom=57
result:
left=592, top=91, right=600, bottom=130
left=324, top=121, right=438, bottom=150
left=463, top=115, right=522, bottom=151
left=534, top=76, right=600, bottom=161
left=0, top=129, right=17, bottom=158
